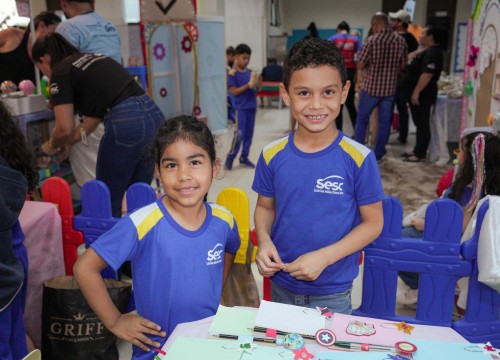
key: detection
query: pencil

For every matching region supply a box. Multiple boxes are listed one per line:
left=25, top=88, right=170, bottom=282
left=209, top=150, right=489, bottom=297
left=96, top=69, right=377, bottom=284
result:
left=218, top=334, right=277, bottom=343
left=334, top=341, right=395, bottom=352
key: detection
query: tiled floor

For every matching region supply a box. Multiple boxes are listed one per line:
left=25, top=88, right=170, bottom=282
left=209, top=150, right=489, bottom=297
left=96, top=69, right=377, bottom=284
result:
left=117, top=103, right=422, bottom=358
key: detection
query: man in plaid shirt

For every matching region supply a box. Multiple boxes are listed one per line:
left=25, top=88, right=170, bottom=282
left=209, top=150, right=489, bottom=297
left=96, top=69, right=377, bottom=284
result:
left=354, top=13, right=407, bottom=162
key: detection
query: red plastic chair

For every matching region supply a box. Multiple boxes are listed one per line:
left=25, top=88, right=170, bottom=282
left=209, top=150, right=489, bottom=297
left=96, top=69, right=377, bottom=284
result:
left=41, top=177, right=84, bottom=275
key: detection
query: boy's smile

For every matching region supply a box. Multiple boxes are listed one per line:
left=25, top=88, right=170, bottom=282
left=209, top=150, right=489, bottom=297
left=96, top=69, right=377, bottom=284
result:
left=281, top=65, right=349, bottom=137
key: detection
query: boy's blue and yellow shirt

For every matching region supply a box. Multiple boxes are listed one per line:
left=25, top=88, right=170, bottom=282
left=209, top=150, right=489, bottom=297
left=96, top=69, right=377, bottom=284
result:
left=252, top=131, right=384, bottom=295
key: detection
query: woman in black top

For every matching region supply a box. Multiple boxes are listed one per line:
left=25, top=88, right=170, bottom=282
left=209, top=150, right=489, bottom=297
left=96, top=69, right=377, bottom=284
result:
left=32, top=33, right=164, bottom=217
left=400, top=25, right=447, bottom=162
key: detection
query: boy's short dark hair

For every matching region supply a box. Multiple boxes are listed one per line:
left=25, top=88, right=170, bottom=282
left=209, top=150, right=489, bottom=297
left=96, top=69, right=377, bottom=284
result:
left=337, top=21, right=350, bottom=33
left=283, top=37, right=347, bottom=89
left=235, top=44, right=251, bottom=55
left=226, top=46, right=235, bottom=56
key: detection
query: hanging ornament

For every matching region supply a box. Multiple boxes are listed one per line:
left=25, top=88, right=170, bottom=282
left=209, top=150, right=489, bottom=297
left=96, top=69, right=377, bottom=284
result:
left=159, top=88, right=168, bottom=98
left=193, top=105, right=201, bottom=116
left=183, top=21, right=199, bottom=42
left=153, top=43, right=166, bottom=61
left=466, top=45, right=480, bottom=67
left=465, top=80, right=474, bottom=96
left=181, top=36, right=192, bottom=53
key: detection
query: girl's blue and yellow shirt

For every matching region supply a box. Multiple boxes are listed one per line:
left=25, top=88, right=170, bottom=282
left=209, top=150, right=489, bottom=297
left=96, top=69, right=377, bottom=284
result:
left=91, top=197, right=240, bottom=360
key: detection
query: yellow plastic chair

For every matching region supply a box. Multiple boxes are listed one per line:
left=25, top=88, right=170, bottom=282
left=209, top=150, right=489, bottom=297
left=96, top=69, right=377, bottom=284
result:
left=22, top=350, right=41, bottom=360
left=216, top=187, right=251, bottom=264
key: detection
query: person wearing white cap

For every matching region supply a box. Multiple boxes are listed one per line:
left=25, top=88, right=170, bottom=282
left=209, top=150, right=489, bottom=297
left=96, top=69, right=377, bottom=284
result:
left=389, top=9, right=418, bottom=144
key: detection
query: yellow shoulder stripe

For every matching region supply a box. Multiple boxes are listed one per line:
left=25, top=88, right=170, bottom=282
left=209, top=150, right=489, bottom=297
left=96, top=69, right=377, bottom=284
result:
left=129, top=203, right=164, bottom=241
left=263, top=136, right=289, bottom=165
left=210, top=204, right=235, bottom=229
left=339, top=137, right=370, bottom=168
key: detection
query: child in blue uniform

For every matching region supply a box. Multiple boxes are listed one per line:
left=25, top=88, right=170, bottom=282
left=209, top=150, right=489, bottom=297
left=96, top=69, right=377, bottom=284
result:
left=225, top=43, right=260, bottom=170
left=252, top=38, right=385, bottom=314
left=74, top=115, right=240, bottom=359
left=0, top=102, right=39, bottom=359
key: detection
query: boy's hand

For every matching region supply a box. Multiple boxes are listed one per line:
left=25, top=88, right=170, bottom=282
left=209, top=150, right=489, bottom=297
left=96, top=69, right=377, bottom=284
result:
left=108, top=311, right=166, bottom=352
left=256, top=239, right=285, bottom=277
left=283, top=250, right=329, bottom=281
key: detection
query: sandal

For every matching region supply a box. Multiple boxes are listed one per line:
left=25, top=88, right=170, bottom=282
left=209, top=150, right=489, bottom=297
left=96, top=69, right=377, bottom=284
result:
left=403, top=155, right=423, bottom=162
left=400, top=152, right=415, bottom=158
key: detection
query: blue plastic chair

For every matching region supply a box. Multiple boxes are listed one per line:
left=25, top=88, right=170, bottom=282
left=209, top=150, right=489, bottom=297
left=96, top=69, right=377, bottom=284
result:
left=453, top=199, right=500, bottom=347
left=354, top=196, right=472, bottom=326
left=74, top=180, right=157, bottom=279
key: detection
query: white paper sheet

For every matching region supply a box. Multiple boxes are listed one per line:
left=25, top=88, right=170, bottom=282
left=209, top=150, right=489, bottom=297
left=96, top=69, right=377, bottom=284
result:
left=254, top=300, right=326, bottom=336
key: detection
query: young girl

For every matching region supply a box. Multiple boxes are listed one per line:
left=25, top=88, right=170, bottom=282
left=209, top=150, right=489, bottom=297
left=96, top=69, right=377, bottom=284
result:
left=0, top=101, right=38, bottom=358
left=73, top=115, right=240, bottom=359
left=398, top=129, right=500, bottom=304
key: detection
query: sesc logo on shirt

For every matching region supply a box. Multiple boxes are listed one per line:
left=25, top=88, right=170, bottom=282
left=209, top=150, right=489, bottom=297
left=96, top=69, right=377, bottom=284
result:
left=50, top=83, right=59, bottom=95
left=207, top=243, right=223, bottom=265
left=314, top=175, right=344, bottom=195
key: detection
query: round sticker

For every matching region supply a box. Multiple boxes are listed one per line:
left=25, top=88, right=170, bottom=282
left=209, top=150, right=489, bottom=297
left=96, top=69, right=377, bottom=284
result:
left=395, top=341, right=417, bottom=354
left=315, top=329, right=336, bottom=346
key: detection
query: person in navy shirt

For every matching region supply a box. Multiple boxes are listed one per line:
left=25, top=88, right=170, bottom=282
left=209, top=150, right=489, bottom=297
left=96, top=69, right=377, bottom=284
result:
left=225, top=44, right=261, bottom=170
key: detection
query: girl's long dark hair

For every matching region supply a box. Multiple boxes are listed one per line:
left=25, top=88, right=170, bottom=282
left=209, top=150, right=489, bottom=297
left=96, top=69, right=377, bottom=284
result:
left=32, top=32, right=80, bottom=69
left=0, top=102, right=38, bottom=191
left=449, top=132, right=500, bottom=201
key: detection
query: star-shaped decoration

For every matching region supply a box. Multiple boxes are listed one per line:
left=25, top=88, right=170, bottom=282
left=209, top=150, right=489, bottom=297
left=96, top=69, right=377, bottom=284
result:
left=394, top=321, right=415, bottom=334
left=292, top=346, right=314, bottom=359
left=316, top=306, right=333, bottom=318
left=482, top=342, right=499, bottom=355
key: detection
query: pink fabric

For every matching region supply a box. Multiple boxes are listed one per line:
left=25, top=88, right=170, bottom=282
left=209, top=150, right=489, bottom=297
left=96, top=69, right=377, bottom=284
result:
left=19, top=201, right=65, bottom=348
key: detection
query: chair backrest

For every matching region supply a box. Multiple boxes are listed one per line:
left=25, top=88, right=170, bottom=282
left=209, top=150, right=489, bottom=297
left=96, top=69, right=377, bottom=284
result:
left=74, top=180, right=158, bottom=279
left=126, top=182, right=157, bottom=213
left=453, top=198, right=500, bottom=347
left=41, top=177, right=84, bottom=275
left=74, top=180, right=119, bottom=279
left=22, top=349, right=41, bottom=360
left=354, top=196, right=471, bottom=326
left=216, top=187, right=250, bottom=265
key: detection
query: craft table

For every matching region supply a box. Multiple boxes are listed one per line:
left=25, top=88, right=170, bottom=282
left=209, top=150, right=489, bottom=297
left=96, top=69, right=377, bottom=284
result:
left=19, top=201, right=65, bottom=348
left=429, top=95, right=462, bottom=165
left=161, top=309, right=468, bottom=357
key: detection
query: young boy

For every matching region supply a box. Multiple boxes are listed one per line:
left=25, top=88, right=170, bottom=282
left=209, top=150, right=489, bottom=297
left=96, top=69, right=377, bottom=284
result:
left=252, top=38, right=385, bottom=314
left=225, top=43, right=260, bottom=170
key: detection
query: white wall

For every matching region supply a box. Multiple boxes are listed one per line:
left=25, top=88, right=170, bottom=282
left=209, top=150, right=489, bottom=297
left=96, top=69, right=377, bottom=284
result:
left=282, top=0, right=382, bottom=42
left=224, top=0, right=267, bottom=70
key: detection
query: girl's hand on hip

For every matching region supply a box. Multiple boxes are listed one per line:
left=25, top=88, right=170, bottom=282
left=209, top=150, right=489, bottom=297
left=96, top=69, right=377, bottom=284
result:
left=109, top=312, right=166, bottom=352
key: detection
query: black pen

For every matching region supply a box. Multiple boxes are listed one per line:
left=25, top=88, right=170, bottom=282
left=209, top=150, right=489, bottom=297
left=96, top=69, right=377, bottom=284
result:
left=218, top=334, right=277, bottom=343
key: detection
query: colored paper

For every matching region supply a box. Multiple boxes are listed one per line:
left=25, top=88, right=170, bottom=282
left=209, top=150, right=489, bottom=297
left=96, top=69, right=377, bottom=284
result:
left=316, top=351, right=394, bottom=359
left=208, top=305, right=257, bottom=336
left=164, top=337, right=241, bottom=360
left=241, top=346, right=295, bottom=359
left=331, top=313, right=406, bottom=347
left=254, top=300, right=326, bottom=336
left=412, top=340, right=489, bottom=359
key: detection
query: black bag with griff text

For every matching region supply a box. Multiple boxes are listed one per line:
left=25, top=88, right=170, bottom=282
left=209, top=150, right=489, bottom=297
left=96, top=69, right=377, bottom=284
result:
left=42, top=276, right=131, bottom=360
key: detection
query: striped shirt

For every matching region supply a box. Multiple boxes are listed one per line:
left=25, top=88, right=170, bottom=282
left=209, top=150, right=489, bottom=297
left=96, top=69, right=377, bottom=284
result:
left=358, top=28, right=407, bottom=96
